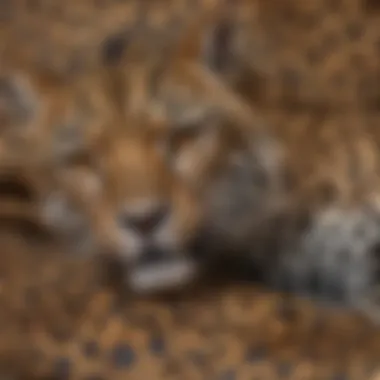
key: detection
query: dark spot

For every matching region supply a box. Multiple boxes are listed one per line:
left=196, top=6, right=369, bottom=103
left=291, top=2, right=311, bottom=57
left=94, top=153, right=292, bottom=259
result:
left=350, top=53, right=366, bottom=70
left=66, top=54, right=86, bottom=76
left=102, top=34, right=128, bottom=66
left=294, top=211, right=312, bottom=234
left=0, top=218, right=52, bottom=243
left=236, top=64, right=267, bottom=104
left=280, top=66, right=301, bottom=105
left=318, top=182, right=337, bottom=204
left=331, top=71, right=346, bottom=88
left=52, top=357, right=71, bottom=380
left=371, top=242, right=380, bottom=258
left=218, top=369, right=236, bottom=380
left=281, top=67, right=300, bottom=87
left=326, top=0, right=342, bottom=12
left=310, top=313, right=326, bottom=332
left=187, top=226, right=215, bottom=261
left=321, top=277, right=345, bottom=303
left=306, top=45, right=323, bottom=65
left=277, top=362, right=292, bottom=376
left=370, top=243, right=380, bottom=277
left=286, top=7, right=300, bottom=23
left=93, top=0, right=106, bottom=7
left=282, top=168, right=295, bottom=191
left=346, top=22, right=364, bottom=41
left=0, top=0, right=13, bottom=21
left=84, top=375, right=105, bottom=380
left=304, top=10, right=325, bottom=28
left=359, top=72, right=380, bottom=101
left=307, top=270, right=322, bottom=296
left=322, top=32, right=341, bottom=53
left=272, top=270, right=293, bottom=293
left=245, top=345, right=267, bottom=362
left=50, top=325, right=72, bottom=343
left=110, top=343, right=135, bottom=369
left=276, top=297, right=297, bottom=322
left=25, top=0, right=41, bottom=12
left=83, top=340, right=100, bottom=358
left=100, top=255, right=128, bottom=290
left=29, top=347, right=45, bottom=363
left=0, top=175, right=34, bottom=201
left=149, top=335, right=165, bottom=356
left=24, top=286, right=39, bottom=306
left=188, top=351, right=207, bottom=368
left=83, top=376, right=105, bottom=380
left=250, top=164, right=268, bottom=188
left=206, top=20, right=235, bottom=74
left=164, top=359, right=181, bottom=375
left=360, top=78, right=380, bottom=110
left=333, top=373, right=348, bottom=380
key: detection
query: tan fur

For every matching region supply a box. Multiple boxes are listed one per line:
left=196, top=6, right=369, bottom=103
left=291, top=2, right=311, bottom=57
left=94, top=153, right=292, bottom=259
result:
left=0, top=227, right=379, bottom=380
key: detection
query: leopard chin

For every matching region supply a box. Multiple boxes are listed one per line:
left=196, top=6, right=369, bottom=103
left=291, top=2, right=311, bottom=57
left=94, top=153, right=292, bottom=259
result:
left=127, top=257, right=199, bottom=294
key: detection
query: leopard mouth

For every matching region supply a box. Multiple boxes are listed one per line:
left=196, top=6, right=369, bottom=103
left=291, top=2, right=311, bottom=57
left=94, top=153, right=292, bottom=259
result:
left=127, top=257, right=198, bottom=294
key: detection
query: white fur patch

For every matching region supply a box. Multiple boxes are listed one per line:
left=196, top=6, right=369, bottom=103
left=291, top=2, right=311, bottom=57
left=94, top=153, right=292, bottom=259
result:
left=128, top=258, right=197, bottom=293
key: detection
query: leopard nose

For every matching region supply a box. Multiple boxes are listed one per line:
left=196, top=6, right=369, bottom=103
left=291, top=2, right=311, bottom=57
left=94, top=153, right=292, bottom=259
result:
left=141, top=245, right=166, bottom=264
left=118, top=202, right=170, bottom=236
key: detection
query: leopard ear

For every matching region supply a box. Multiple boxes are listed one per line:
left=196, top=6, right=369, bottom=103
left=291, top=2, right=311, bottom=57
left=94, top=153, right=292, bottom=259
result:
left=173, top=1, right=274, bottom=83
left=0, top=62, right=64, bottom=134
left=173, top=1, right=240, bottom=79
left=0, top=71, right=39, bottom=130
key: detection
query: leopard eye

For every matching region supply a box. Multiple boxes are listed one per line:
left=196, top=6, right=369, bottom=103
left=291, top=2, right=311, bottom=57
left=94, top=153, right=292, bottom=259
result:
left=53, top=144, right=104, bottom=190
left=55, top=148, right=93, bottom=169
left=164, top=123, right=205, bottom=158
left=55, top=156, right=104, bottom=204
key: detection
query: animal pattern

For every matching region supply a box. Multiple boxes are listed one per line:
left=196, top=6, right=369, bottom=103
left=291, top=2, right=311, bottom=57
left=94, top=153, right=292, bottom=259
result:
left=0, top=229, right=379, bottom=380
left=3, top=0, right=380, bottom=109
left=1, top=0, right=380, bottom=378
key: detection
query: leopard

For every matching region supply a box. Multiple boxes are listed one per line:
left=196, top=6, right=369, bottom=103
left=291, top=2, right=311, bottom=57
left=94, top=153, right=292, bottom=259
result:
left=0, top=56, right=208, bottom=294
left=4, top=0, right=380, bottom=317
left=2, top=1, right=376, bottom=378
left=7, top=4, right=378, bottom=321
left=85, top=11, right=380, bottom=323
left=24, top=24, right=281, bottom=297
left=0, top=7, right=280, bottom=296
